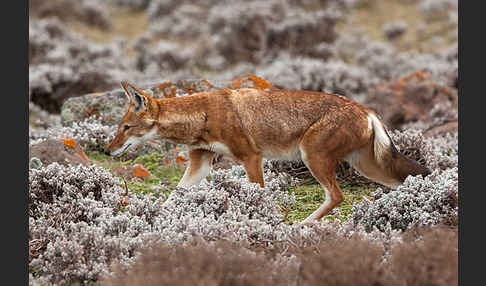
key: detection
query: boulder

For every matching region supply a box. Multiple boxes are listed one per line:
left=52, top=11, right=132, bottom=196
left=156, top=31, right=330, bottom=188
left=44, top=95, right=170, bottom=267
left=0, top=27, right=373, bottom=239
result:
left=29, top=138, right=90, bottom=168
left=365, top=73, right=458, bottom=130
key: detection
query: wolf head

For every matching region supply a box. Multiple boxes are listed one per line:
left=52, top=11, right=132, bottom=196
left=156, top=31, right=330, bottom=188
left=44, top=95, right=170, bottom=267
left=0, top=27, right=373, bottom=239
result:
left=104, top=81, right=159, bottom=156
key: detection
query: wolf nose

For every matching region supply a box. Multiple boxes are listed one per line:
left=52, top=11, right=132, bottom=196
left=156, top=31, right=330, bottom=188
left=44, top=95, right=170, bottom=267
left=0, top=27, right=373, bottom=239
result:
left=104, top=149, right=111, bottom=156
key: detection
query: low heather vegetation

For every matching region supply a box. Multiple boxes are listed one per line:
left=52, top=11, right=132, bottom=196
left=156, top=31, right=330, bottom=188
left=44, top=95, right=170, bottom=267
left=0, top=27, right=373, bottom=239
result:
left=29, top=0, right=458, bottom=285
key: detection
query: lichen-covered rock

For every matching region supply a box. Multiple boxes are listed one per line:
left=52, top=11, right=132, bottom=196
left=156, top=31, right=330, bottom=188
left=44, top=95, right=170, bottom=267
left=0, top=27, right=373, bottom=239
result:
left=60, top=89, right=130, bottom=127
left=364, top=74, right=458, bottom=130
left=29, top=139, right=91, bottom=167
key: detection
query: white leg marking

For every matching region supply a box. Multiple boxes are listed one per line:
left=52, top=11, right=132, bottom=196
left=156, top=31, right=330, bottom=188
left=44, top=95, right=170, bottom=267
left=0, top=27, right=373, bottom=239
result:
left=301, top=187, right=331, bottom=224
left=299, top=146, right=333, bottom=224
left=177, top=158, right=212, bottom=188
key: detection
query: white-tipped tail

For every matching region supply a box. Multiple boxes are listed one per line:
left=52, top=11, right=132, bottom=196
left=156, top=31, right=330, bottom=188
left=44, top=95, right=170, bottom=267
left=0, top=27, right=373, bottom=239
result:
left=368, top=113, right=392, bottom=164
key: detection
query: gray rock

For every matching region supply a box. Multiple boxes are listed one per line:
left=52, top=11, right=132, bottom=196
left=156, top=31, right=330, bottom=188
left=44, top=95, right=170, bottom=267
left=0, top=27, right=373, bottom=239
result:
left=29, top=157, right=43, bottom=170
left=29, top=139, right=91, bottom=167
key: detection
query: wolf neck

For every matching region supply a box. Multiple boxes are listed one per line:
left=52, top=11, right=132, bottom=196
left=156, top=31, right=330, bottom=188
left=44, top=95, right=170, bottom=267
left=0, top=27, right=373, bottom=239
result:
left=154, top=96, right=208, bottom=145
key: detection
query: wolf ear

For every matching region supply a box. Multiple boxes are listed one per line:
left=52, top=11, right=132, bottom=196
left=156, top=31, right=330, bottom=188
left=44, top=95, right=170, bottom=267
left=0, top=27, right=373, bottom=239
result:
left=121, top=81, right=150, bottom=112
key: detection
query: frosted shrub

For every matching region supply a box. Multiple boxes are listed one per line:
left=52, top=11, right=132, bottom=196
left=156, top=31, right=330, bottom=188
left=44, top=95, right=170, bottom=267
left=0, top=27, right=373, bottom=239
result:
left=29, top=163, right=166, bottom=284
left=355, top=41, right=397, bottom=81
left=135, top=41, right=193, bottom=72
left=29, top=163, right=296, bottom=284
left=29, top=0, right=112, bottom=29
left=154, top=165, right=297, bottom=244
left=148, top=4, right=209, bottom=40
left=29, top=160, right=458, bottom=284
left=29, top=116, right=117, bottom=149
left=351, top=167, right=458, bottom=232
left=418, top=0, right=457, bottom=15
left=257, top=56, right=379, bottom=102
left=29, top=19, right=141, bottom=112
left=383, top=20, right=408, bottom=40
left=390, top=129, right=458, bottom=171
left=111, top=0, right=152, bottom=9
left=29, top=102, right=62, bottom=130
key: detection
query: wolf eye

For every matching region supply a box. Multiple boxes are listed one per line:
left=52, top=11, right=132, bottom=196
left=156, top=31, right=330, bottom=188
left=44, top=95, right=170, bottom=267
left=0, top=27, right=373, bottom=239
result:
left=124, top=125, right=131, bottom=131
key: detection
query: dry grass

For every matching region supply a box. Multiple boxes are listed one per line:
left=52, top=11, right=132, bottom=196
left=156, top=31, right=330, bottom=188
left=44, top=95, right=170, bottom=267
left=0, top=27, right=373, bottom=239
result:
left=336, top=0, right=456, bottom=53
left=68, top=6, right=148, bottom=57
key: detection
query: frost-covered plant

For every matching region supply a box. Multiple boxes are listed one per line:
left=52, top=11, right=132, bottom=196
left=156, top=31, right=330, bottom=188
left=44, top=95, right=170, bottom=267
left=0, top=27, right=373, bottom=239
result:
left=29, top=163, right=166, bottom=284
left=418, top=0, right=457, bottom=15
left=205, top=0, right=343, bottom=66
left=147, top=3, right=209, bottom=40
left=111, top=0, right=152, bottom=9
left=153, top=165, right=297, bottom=244
left=29, top=116, right=117, bottom=149
left=382, top=20, right=408, bottom=41
left=29, top=163, right=296, bottom=284
left=29, top=0, right=112, bottom=29
left=351, top=167, right=458, bottom=232
left=29, top=102, right=62, bottom=130
left=390, top=128, right=458, bottom=171
left=355, top=40, right=457, bottom=86
left=254, top=55, right=379, bottom=102
left=29, top=19, right=143, bottom=113
left=353, top=40, right=396, bottom=81
left=29, top=158, right=458, bottom=284
left=135, top=41, right=194, bottom=72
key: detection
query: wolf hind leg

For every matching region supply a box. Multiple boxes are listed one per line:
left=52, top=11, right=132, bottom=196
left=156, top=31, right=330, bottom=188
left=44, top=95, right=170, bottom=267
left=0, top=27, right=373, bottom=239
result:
left=299, top=149, right=344, bottom=225
left=177, top=149, right=215, bottom=188
left=297, top=116, right=366, bottom=225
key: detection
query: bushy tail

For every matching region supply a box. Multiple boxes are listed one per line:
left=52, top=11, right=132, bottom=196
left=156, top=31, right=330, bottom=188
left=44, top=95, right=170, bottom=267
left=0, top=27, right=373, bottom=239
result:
left=369, top=114, right=431, bottom=184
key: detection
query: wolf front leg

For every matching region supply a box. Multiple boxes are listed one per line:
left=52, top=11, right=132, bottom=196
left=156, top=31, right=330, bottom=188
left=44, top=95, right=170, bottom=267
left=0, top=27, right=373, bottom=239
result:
left=177, top=149, right=215, bottom=188
left=241, top=153, right=265, bottom=188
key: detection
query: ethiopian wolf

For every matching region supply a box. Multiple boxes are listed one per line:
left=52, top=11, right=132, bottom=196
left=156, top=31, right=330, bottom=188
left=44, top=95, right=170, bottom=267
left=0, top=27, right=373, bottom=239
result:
left=105, top=81, right=430, bottom=225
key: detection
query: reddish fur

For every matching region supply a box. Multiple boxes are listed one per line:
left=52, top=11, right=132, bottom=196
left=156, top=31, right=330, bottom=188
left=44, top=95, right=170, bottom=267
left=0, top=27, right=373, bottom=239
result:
left=106, top=83, right=430, bottom=224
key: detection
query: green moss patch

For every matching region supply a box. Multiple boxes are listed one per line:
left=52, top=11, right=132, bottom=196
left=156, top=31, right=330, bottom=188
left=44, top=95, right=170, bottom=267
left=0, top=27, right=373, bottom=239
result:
left=285, top=182, right=379, bottom=224
left=86, top=151, right=184, bottom=198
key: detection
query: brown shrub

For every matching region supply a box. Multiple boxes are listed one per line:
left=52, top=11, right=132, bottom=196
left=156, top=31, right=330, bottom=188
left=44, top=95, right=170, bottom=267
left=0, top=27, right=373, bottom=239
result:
left=100, top=240, right=295, bottom=286
left=387, top=226, right=458, bottom=286
left=295, top=236, right=393, bottom=286
left=101, top=226, right=458, bottom=286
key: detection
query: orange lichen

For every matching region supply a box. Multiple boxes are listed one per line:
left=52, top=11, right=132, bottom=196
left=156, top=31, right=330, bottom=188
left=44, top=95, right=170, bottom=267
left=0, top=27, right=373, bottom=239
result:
left=379, top=71, right=438, bottom=96
left=62, top=138, right=76, bottom=149
left=176, top=155, right=187, bottom=164
left=231, top=76, right=248, bottom=89
left=247, top=74, right=273, bottom=90
left=178, top=80, right=197, bottom=95
left=133, top=164, right=150, bottom=178
left=157, top=81, right=176, bottom=98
